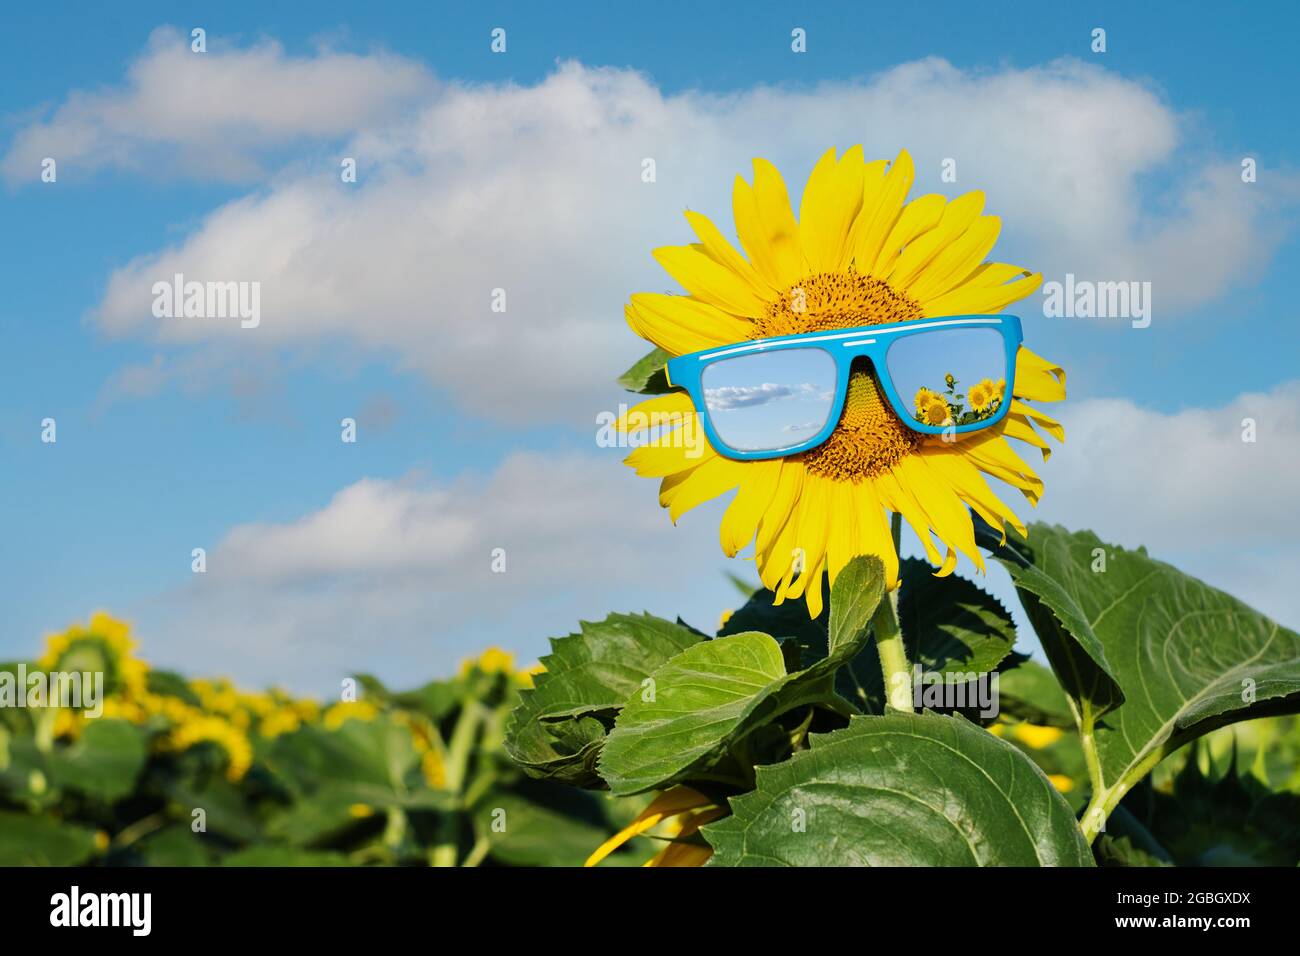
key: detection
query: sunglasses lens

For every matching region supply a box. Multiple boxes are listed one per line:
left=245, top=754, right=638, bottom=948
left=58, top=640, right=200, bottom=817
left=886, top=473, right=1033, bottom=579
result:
left=885, top=327, right=1008, bottom=429
left=701, top=347, right=837, bottom=452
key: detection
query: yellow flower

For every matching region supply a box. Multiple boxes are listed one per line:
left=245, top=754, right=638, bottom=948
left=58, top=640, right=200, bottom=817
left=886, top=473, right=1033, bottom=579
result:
left=53, top=709, right=85, bottom=740
left=1048, top=774, right=1075, bottom=793
left=166, top=714, right=252, bottom=782
left=586, top=785, right=718, bottom=867
left=913, top=386, right=938, bottom=412
left=459, top=646, right=516, bottom=678
left=37, top=612, right=149, bottom=698
left=513, top=663, right=545, bottom=689
left=420, top=750, right=448, bottom=789
left=322, top=699, right=379, bottom=730
left=1012, top=723, right=1065, bottom=749
left=348, top=803, right=374, bottom=818
left=258, top=707, right=303, bottom=738
left=921, top=396, right=951, bottom=427
left=617, top=147, right=1065, bottom=615
left=968, top=377, right=998, bottom=412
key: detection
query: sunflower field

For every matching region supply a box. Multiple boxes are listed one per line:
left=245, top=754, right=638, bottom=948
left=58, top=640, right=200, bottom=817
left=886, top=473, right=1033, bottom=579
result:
left=0, top=616, right=660, bottom=867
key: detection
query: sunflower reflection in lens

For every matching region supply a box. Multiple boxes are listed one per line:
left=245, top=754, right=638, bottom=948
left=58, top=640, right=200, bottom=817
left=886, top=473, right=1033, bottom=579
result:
left=885, top=326, right=1007, bottom=428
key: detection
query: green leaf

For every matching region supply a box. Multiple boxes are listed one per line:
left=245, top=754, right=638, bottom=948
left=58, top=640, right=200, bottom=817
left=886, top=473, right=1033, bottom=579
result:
left=897, top=558, right=1017, bottom=677
left=47, top=719, right=146, bottom=802
left=1117, top=748, right=1300, bottom=866
left=265, top=789, right=396, bottom=846
left=135, top=825, right=215, bottom=867
left=977, top=522, right=1123, bottom=722
left=703, top=713, right=1094, bottom=866
left=986, top=523, right=1300, bottom=798
left=599, top=556, right=884, bottom=795
left=268, top=718, right=441, bottom=809
left=0, top=811, right=99, bottom=865
left=221, top=845, right=352, bottom=867
left=617, top=347, right=673, bottom=394
left=472, top=789, right=647, bottom=867
left=504, top=613, right=705, bottom=788
left=996, top=660, right=1075, bottom=728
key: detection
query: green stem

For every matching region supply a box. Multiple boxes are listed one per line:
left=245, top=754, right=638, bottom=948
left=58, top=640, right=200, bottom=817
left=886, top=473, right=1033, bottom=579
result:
left=430, top=700, right=483, bottom=867
left=461, top=836, right=491, bottom=868
left=874, top=512, right=913, bottom=713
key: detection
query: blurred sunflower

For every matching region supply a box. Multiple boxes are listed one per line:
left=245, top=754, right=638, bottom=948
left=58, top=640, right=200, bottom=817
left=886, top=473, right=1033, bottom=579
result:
left=322, top=699, right=379, bottom=730
left=617, top=147, right=1065, bottom=615
left=166, top=713, right=253, bottom=781
left=38, top=612, right=148, bottom=698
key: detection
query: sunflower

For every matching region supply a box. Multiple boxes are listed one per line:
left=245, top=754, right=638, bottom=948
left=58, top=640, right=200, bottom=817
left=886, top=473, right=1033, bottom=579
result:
left=38, top=612, right=149, bottom=699
left=968, top=377, right=999, bottom=412
left=921, top=396, right=951, bottom=427
left=165, top=713, right=253, bottom=781
left=617, top=147, right=1065, bottom=615
left=913, top=386, right=938, bottom=412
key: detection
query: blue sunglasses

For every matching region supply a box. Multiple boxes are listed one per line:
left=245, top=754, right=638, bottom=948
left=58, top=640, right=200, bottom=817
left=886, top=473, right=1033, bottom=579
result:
left=665, top=314, right=1022, bottom=461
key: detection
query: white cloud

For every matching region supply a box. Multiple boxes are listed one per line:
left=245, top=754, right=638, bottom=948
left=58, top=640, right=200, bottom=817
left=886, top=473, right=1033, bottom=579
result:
left=1030, top=380, right=1300, bottom=628
left=137, top=452, right=736, bottom=690
left=2, top=27, right=431, bottom=182
left=71, top=50, right=1296, bottom=424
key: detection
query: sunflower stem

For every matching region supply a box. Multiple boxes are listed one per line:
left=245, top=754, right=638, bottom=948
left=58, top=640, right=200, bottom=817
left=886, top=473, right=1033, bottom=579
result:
left=873, top=513, right=913, bottom=713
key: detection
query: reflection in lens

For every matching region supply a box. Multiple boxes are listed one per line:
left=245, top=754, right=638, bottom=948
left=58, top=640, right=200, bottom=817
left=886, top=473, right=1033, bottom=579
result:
left=701, top=347, right=837, bottom=452
left=885, top=327, right=1007, bottom=429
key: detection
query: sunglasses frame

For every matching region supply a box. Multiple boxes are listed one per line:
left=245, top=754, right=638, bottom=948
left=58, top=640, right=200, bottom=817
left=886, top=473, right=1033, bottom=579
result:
left=664, top=313, right=1023, bottom=461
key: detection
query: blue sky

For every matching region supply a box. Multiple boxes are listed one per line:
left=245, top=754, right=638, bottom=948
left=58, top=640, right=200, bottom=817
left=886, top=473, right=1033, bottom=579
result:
left=3, top=1, right=1298, bottom=690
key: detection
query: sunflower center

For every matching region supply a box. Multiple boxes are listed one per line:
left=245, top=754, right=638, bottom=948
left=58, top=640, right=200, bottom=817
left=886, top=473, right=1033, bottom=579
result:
left=751, top=271, right=926, bottom=483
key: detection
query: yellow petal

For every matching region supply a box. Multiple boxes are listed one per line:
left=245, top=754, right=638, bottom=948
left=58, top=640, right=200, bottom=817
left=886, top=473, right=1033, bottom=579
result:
left=957, top=433, right=1044, bottom=504
left=923, top=270, right=1042, bottom=317
left=585, top=786, right=713, bottom=867
left=782, top=479, right=831, bottom=601
left=626, top=293, right=752, bottom=356
left=824, top=480, right=860, bottom=580
left=613, top=392, right=695, bottom=434
left=900, top=453, right=984, bottom=571
left=1010, top=399, right=1066, bottom=441
left=922, top=447, right=1028, bottom=539
left=799, top=145, right=866, bottom=273
left=625, top=438, right=715, bottom=478
left=1012, top=347, right=1067, bottom=403
left=908, top=214, right=1003, bottom=304
left=652, top=246, right=769, bottom=318
left=887, top=191, right=986, bottom=292
left=754, top=460, right=804, bottom=557
left=851, top=149, right=914, bottom=274
left=869, top=193, right=946, bottom=277
left=1001, top=414, right=1054, bottom=461
left=873, top=470, right=944, bottom=567
left=850, top=479, right=901, bottom=589
left=685, top=209, right=778, bottom=299
left=719, top=460, right=782, bottom=556
left=662, top=455, right=744, bottom=523
left=749, top=158, right=807, bottom=286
